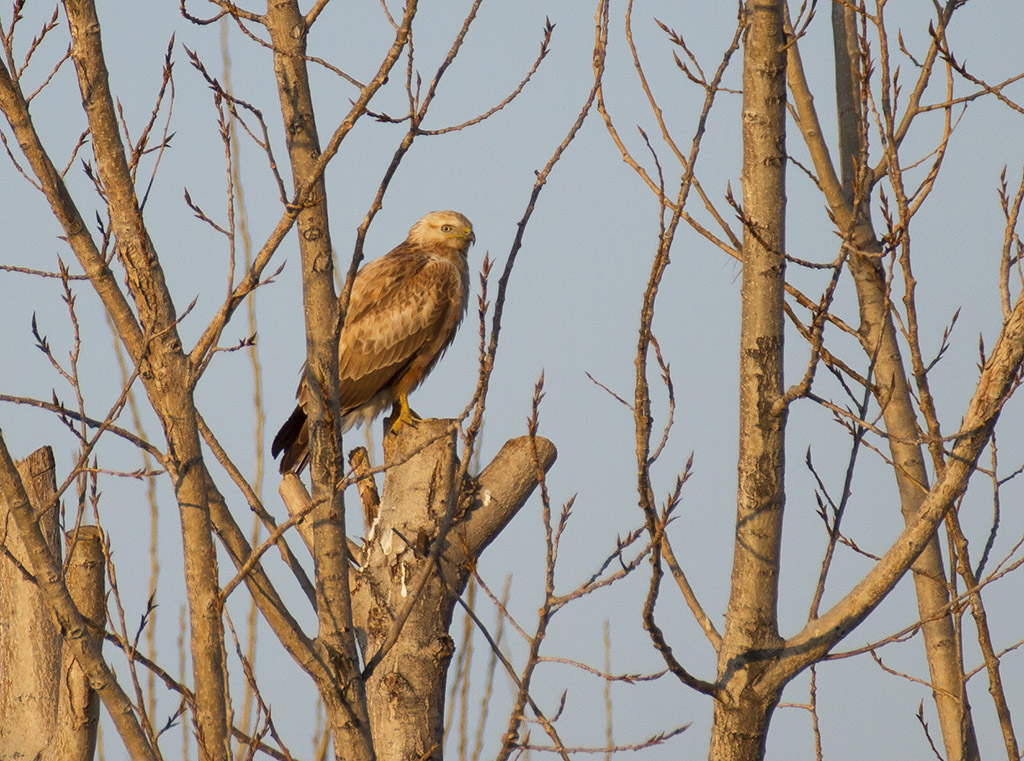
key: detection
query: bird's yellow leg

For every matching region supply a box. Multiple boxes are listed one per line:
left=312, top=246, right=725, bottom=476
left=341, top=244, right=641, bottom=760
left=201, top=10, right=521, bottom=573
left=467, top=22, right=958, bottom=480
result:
left=390, top=393, right=421, bottom=432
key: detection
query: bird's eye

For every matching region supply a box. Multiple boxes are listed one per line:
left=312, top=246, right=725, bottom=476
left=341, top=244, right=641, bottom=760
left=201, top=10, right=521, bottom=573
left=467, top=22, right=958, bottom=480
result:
left=441, top=224, right=454, bottom=233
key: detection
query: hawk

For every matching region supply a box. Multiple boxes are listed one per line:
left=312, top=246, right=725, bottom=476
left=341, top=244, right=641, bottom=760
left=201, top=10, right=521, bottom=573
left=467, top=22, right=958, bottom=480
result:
left=272, top=210, right=475, bottom=472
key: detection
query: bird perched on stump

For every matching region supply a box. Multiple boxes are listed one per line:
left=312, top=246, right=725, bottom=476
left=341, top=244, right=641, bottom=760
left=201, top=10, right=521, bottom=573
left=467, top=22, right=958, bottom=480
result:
left=272, top=210, right=475, bottom=473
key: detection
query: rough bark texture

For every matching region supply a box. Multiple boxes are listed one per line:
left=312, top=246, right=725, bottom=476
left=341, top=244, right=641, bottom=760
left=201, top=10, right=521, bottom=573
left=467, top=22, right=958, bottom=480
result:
left=0, top=445, right=133, bottom=761
left=710, top=1, right=788, bottom=759
left=360, top=423, right=461, bottom=761
left=0, top=447, right=62, bottom=759
left=339, top=420, right=556, bottom=761
left=848, top=236, right=979, bottom=761
left=831, top=6, right=979, bottom=758
left=263, top=3, right=372, bottom=756
left=47, top=526, right=105, bottom=761
left=61, top=1, right=231, bottom=757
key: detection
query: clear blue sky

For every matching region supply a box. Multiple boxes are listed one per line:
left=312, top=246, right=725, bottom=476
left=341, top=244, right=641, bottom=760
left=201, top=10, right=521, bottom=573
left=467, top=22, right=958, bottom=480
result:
left=3, top=1, right=1024, bottom=759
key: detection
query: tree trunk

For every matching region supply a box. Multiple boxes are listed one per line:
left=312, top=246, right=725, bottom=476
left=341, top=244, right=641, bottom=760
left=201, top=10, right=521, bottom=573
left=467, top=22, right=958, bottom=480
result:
left=0, top=447, right=105, bottom=761
left=708, top=688, right=781, bottom=761
left=711, top=0, right=789, bottom=758
left=360, top=422, right=461, bottom=761
left=262, top=2, right=373, bottom=755
left=46, top=526, right=105, bottom=761
left=340, top=419, right=557, bottom=761
left=0, top=447, right=62, bottom=759
left=831, top=6, right=979, bottom=758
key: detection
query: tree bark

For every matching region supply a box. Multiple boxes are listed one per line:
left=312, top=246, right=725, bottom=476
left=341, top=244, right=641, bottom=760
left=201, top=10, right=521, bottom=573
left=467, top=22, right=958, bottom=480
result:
left=710, top=1, right=788, bottom=758
left=0, top=451, right=104, bottom=761
left=0, top=443, right=155, bottom=761
left=263, top=3, right=374, bottom=756
left=342, top=420, right=556, bottom=761
left=0, top=447, right=62, bottom=759
left=46, top=526, right=105, bottom=761
left=830, top=6, right=979, bottom=758
left=360, top=422, right=461, bottom=761
left=60, top=2, right=231, bottom=756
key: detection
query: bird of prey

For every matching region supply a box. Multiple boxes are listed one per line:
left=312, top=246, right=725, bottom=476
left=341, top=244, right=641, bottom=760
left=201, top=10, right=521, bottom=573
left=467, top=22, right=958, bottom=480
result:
left=272, top=210, right=475, bottom=472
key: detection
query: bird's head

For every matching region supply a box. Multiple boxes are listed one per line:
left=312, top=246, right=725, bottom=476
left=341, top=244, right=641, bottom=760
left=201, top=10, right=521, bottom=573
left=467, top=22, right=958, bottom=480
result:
left=408, top=210, right=476, bottom=253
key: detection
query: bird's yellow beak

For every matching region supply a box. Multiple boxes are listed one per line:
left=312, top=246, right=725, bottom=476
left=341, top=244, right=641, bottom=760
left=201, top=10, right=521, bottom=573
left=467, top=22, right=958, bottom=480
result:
left=464, top=227, right=476, bottom=245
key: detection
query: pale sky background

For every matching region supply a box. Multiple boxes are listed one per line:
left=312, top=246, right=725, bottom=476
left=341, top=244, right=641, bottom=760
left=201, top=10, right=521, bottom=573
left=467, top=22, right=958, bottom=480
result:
left=3, top=1, right=1024, bottom=759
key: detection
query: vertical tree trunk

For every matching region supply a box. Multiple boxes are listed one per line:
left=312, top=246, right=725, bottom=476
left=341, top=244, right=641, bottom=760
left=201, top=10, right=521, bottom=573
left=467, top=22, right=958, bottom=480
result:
left=262, top=2, right=375, bottom=756
left=360, top=422, right=461, bottom=761
left=0, top=448, right=106, bottom=761
left=46, top=526, right=105, bottom=761
left=710, top=0, right=788, bottom=758
left=830, top=6, right=979, bottom=758
left=846, top=233, right=980, bottom=761
left=0, top=447, right=62, bottom=759
left=62, top=1, right=232, bottom=755
left=340, top=420, right=558, bottom=761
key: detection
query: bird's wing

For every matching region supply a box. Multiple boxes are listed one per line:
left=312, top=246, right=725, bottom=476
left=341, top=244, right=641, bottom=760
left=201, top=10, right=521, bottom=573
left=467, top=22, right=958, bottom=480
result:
left=336, top=248, right=465, bottom=410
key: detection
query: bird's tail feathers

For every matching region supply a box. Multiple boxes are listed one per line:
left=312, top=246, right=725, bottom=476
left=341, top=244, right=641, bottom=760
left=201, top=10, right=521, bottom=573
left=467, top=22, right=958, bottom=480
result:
left=273, top=405, right=308, bottom=473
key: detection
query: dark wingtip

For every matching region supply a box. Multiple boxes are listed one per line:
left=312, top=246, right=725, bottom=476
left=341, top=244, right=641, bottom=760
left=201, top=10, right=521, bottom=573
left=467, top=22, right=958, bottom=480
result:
left=272, top=405, right=307, bottom=472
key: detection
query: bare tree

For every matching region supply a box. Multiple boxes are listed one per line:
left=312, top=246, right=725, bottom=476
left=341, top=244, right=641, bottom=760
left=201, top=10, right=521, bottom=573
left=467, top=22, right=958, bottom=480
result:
left=0, top=447, right=104, bottom=761
left=596, top=0, right=1024, bottom=758
left=0, top=1, right=578, bottom=759
left=4, top=0, right=1024, bottom=760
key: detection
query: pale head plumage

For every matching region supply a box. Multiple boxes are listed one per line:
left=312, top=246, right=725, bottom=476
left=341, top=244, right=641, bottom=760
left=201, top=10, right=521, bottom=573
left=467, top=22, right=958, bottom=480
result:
left=407, top=210, right=476, bottom=252
left=272, top=210, right=476, bottom=472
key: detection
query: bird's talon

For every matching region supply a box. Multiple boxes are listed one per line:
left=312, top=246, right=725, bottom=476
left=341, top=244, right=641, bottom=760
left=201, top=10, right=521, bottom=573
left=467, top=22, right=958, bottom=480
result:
left=388, top=395, right=421, bottom=433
